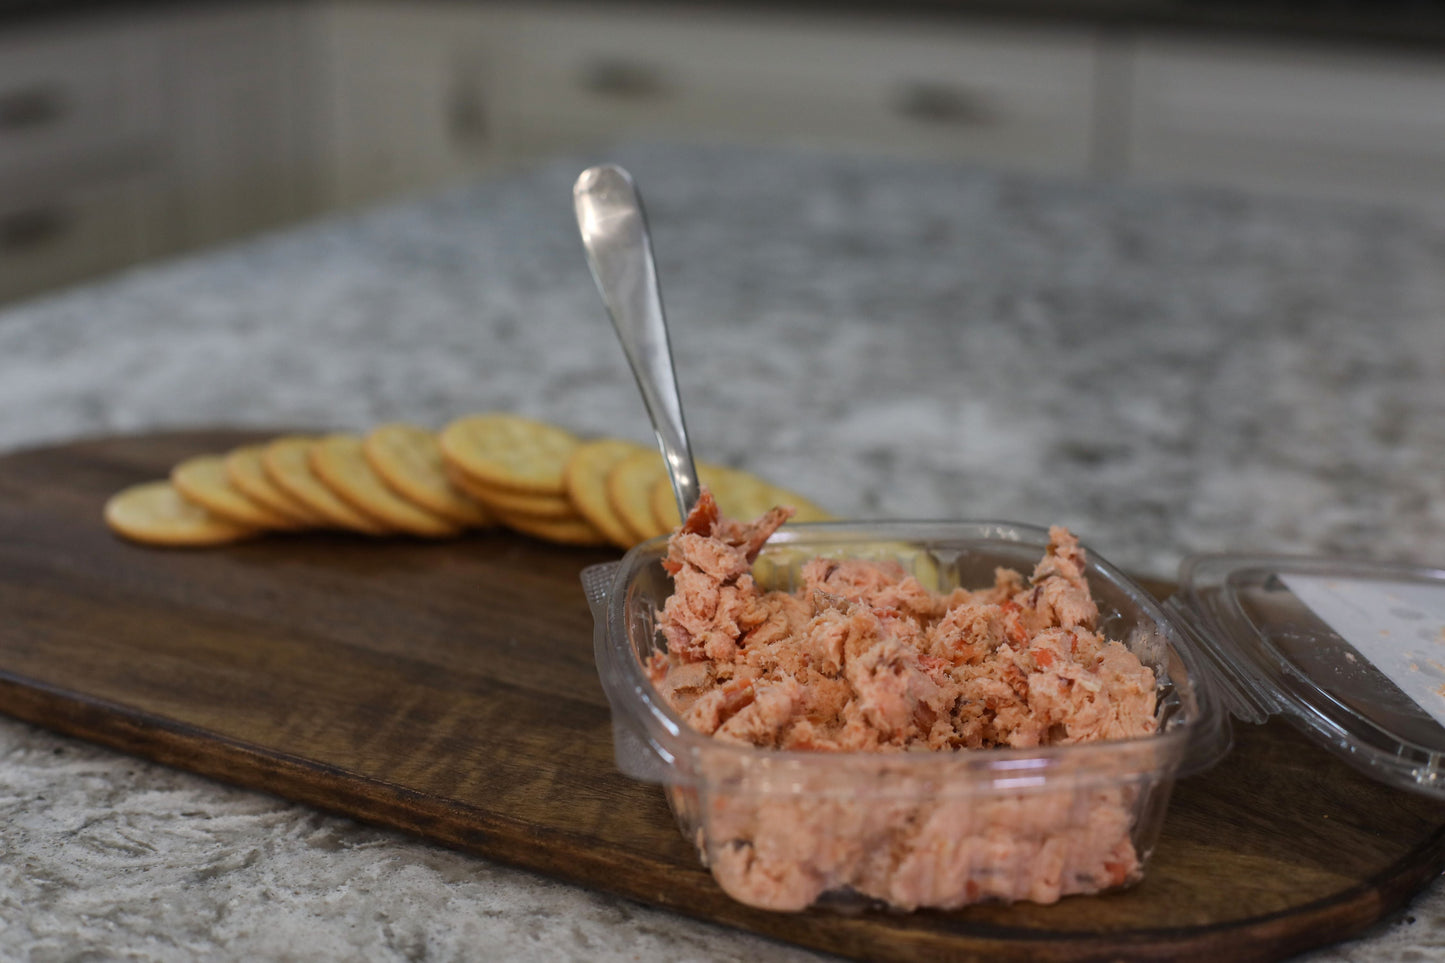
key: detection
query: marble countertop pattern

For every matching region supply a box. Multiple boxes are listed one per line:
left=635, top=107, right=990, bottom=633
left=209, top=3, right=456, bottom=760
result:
left=1, top=144, right=1444, bottom=961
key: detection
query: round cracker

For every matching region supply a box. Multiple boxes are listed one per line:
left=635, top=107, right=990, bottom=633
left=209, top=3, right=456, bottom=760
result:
left=439, top=413, right=579, bottom=495
left=262, top=436, right=389, bottom=535
left=105, top=480, right=259, bottom=547
left=650, top=465, right=834, bottom=531
left=225, top=444, right=327, bottom=527
left=605, top=449, right=672, bottom=542
left=445, top=470, right=575, bottom=520
left=446, top=462, right=603, bottom=544
left=607, top=450, right=735, bottom=540
left=444, top=463, right=493, bottom=503
left=493, top=508, right=610, bottom=547
left=311, top=434, right=461, bottom=538
left=564, top=438, right=651, bottom=550
left=362, top=424, right=494, bottom=528
left=648, top=469, right=725, bottom=533
left=447, top=466, right=590, bottom=533
left=651, top=471, right=687, bottom=532
left=172, top=454, right=303, bottom=530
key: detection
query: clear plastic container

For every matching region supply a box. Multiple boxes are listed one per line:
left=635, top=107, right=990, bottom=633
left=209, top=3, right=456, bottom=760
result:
left=582, top=520, right=1232, bottom=912
left=1168, top=553, right=1445, bottom=797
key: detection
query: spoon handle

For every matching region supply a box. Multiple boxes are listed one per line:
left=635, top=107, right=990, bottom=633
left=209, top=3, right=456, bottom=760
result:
left=574, top=164, right=701, bottom=520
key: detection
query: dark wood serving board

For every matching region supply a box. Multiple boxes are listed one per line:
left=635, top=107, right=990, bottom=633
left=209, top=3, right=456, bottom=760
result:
left=2, top=430, right=1443, bottom=963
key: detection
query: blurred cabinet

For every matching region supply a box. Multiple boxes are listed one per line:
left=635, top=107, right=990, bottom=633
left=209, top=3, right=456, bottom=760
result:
left=158, top=4, right=319, bottom=250
left=0, top=177, right=154, bottom=301
left=0, top=3, right=316, bottom=303
left=320, top=2, right=1445, bottom=212
left=486, top=7, right=1099, bottom=173
left=5, top=0, right=1445, bottom=303
left=316, top=2, right=1102, bottom=210
left=316, top=3, right=499, bottom=209
left=0, top=20, right=161, bottom=182
left=0, top=19, right=161, bottom=300
left=1124, top=38, right=1445, bottom=206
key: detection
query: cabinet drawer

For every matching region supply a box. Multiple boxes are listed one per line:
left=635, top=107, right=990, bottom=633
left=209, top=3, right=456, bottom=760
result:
left=0, top=22, right=161, bottom=178
left=0, top=177, right=149, bottom=303
left=320, top=2, right=498, bottom=208
left=156, top=3, right=317, bottom=248
left=1125, top=38, right=1445, bottom=206
left=490, top=8, right=1100, bottom=173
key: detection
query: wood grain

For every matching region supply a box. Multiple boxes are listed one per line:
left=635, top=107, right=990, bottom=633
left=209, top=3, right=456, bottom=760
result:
left=2, top=430, right=1444, bottom=963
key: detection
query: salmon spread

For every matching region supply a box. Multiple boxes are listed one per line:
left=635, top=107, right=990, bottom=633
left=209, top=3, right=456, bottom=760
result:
left=646, top=491, right=1160, bottom=910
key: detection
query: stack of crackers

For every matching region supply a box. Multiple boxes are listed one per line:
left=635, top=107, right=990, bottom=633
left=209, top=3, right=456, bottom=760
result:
left=104, top=413, right=829, bottom=550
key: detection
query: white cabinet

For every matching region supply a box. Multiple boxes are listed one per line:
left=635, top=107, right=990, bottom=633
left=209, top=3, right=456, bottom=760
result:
left=0, top=3, right=318, bottom=304
left=327, top=4, right=1445, bottom=212
left=315, top=2, right=1102, bottom=212
left=1124, top=38, right=1445, bottom=207
left=5, top=0, right=1445, bottom=305
left=0, top=175, right=154, bottom=302
left=155, top=3, right=320, bottom=250
left=485, top=6, right=1100, bottom=174
left=0, top=20, right=162, bottom=183
left=0, top=18, right=161, bottom=301
left=315, top=2, right=501, bottom=210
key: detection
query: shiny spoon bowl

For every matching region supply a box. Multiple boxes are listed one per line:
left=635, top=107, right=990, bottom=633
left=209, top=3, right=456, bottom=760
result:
left=573, top=164, right=701, bottom=520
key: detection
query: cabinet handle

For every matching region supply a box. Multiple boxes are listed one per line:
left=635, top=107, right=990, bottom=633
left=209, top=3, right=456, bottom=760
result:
left=578, top=59, right=667, bottom=100
left=447, top=78, right=489, bottom=150
left=0, top=86, right=66, bottom=132
left=0, top=205, right=71, bottom=252
left=893, top=82, right=995, bottom=127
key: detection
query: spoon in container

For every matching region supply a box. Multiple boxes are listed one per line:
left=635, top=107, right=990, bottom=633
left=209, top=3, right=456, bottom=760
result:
left=573, top=164, right=701, bottom=521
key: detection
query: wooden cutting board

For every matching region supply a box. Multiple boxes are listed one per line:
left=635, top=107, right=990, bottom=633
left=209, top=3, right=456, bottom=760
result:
left=2, top=430, right=1444, bottom=963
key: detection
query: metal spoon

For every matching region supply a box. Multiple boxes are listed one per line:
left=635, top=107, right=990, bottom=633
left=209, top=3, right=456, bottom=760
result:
left=573, top=164, right=701, bottom=520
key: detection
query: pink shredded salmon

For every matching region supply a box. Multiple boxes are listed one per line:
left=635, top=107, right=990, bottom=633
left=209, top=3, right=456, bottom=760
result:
left=649, top=491, right=1160, bottom=911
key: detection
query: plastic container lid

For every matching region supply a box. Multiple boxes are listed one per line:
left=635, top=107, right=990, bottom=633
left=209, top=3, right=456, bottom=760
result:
left=1169, top=553, right=1445, bottom=797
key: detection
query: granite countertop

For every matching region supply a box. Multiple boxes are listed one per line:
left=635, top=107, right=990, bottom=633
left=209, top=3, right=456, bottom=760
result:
left=2, top=144, right=1445, bottom=960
